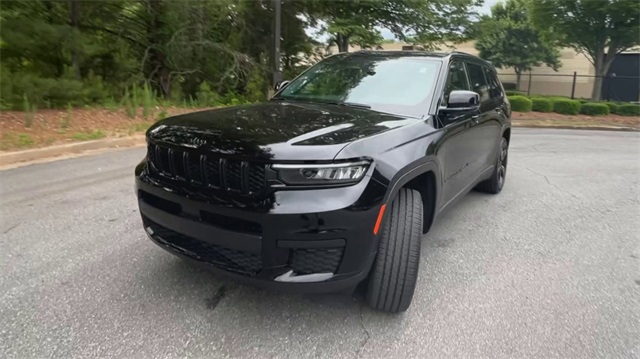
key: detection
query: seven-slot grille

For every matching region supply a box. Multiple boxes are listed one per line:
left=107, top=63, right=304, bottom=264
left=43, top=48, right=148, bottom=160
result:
left=147, top=142, right=267, bottom=194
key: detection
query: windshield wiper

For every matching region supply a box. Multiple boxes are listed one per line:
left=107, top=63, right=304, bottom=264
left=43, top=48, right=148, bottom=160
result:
left=315, top=99, right=371, bottom=109
left=271, top=96, right=371, bottom=109
left=338, top=101, right=371, bottom=109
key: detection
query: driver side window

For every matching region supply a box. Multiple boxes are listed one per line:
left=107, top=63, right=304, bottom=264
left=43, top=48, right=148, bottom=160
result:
left=444, top=61, right=470, bottom=100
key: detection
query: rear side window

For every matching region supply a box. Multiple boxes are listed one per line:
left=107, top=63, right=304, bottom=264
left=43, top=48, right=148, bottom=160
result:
left=465, top=62, right=490, bottom=102
left=483, top=66, right=503, bottom=99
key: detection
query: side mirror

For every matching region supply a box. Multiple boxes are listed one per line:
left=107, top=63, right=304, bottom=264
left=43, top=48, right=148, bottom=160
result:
left=446, top=90, right=480, bottom=110
left=274, top=80, right=290, bottom=91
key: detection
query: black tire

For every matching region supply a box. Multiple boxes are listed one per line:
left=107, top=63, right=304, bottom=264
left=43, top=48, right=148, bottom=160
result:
left=476, top=137, right=509, bottom=194
left=366, top=188, right=423, bottom=313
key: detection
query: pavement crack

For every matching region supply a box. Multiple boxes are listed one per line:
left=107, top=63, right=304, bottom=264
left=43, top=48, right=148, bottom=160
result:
left=515, top=165, right=579, bottom=198
left=354, top=305, right=371, bottom=358
left=205, top=283, right=235, bottom=310
left=3, top=223, right=20, bottom=234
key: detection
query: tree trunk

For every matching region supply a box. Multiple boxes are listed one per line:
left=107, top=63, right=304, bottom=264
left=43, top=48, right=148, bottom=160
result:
left=590, top=48, right=616, bottom=101
left=591, top=75, right=604, bottom=101
left=336, top=33, right=350, bottom=52
left=69, top=0, right=80, bottom=78
left=515, top=70, right=522, bottom=91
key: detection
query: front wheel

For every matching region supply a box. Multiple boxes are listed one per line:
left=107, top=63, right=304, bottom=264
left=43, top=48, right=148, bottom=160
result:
left=476, top=137, right=508, bottom=194
left=366, top=188, right=423, bottom=313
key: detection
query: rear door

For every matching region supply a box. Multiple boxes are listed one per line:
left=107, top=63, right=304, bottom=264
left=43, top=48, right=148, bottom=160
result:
left=463, top=61, right=504, bottom=175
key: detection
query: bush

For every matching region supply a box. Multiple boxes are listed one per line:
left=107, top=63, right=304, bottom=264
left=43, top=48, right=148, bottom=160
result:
left=196, top=82, right=221, bottom=106
left=616, top=104, right=640, bottom=116
left=123, top=87, right=137, bottom=118
left=0, top=69, right=112, bottom=109
left=509, top=96, right=532, bottom=112
left=605, top=102, right=619, bottom=114
left=141, top=83, right=155, bottom=120
left=579, top=102, right=610, bottom=116
left=505, top=90, right=527, bottom=97
left=552, top=99, right=581, bottom=115
left=531, top=97, right=553, bottom=112
left=244, top=69, right=268, bottom=103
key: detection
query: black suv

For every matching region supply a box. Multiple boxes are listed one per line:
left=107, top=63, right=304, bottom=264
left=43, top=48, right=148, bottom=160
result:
left=135, top=51, right=511, bottom=313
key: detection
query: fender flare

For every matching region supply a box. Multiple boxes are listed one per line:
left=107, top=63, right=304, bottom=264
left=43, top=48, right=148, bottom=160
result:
left=382, top=159, right=441, bottom=206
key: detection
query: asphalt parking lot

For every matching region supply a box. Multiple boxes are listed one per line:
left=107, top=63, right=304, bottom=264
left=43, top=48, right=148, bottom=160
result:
left=1, top=128, right=639, bottom=358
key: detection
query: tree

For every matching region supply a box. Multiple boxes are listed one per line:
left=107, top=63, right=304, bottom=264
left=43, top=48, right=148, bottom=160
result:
left=531, top=0, right=640, bottom=100
left=305, top=0, right=483, bottom=52
left=474, top=0, right=561, bottom=90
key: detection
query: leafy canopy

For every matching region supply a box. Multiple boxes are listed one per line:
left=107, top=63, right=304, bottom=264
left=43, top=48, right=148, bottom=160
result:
left=530, top=0, right=640, bottom=99
left=305, top=0, right=483, bottom=51
left=531, top=0, right=640, bottom=67
left=474, top=0, right=561, bottom=79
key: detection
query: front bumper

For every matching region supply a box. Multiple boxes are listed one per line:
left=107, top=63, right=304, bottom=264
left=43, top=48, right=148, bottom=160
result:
left=135, top=160, right=386, bottom=293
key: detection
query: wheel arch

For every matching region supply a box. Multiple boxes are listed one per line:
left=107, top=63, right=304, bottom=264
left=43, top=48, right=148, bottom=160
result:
left=382, top=160, right=440, bottom=234
left=503, top=127, right=511, bottom=144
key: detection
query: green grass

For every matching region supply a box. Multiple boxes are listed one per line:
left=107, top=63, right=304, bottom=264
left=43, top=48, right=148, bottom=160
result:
left=103, top=96, right=119, bottom=112
left=61, top=103, right=73, bottom=129
left=157, top=110, right=168, bottom=121
left=142, top=83, right=154, bottom=120
left=126, top=121, right=153, bottom=136
left=17, top=133, right=34, bottom=147
left=71, top=130, right=106, bottom=141
left=0, top=132, right=35, bottom=150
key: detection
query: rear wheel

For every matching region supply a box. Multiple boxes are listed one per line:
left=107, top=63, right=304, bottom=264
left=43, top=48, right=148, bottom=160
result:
left=476, top=137, right=508, bottom=194
left=366, top=188, right=423, bottom=313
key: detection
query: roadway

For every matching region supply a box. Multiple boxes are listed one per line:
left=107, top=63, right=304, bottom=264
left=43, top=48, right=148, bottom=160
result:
left=1, top=128, right=639, bottom=358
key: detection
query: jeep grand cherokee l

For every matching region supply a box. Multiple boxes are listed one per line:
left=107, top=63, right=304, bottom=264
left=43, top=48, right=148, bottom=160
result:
left=135, top=51, right=511, bottom=313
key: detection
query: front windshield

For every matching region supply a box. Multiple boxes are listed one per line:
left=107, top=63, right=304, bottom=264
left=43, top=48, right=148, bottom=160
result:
left=277, top=54, right=441, bottom=118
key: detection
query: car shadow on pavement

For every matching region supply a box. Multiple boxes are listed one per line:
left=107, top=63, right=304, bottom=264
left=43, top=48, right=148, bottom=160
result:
left=139, top=252, right=366, bottom=312
left=130, top=192, right=490, bottom=323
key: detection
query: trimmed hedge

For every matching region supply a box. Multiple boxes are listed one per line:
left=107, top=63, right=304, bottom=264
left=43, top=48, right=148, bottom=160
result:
left=531, top=97, right=553, bottom=112
left=616, top=104, right=640, bottom=116
left=580, top=102, right=610, bottom=116
left=604, top=102, right=619, bottom=114
left=509, top=96, right=532, bottom=112
left=552, top=99, right=581, bottom=115
left=505, top=90, right=527, bottom=97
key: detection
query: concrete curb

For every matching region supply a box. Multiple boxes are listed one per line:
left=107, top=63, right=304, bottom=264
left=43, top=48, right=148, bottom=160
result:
left=513, top=123, right=639, bottom=132
left=0, top=135, right=146, bottom=168
left=0, top=124, right=637, bottom=169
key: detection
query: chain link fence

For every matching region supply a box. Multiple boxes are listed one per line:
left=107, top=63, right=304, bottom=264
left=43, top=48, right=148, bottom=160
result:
left=497, top=72, right=640, bottom=103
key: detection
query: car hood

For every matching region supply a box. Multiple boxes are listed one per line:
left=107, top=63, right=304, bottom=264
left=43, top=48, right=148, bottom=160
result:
left=147, top=101, right=421, bottom=161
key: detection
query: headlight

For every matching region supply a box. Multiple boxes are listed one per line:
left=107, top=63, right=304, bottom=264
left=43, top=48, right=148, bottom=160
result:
left=272, top=161, right=370, bottom=185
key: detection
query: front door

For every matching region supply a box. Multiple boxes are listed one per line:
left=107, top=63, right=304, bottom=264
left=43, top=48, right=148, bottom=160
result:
left=436, top=61, right=484, bottom=207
